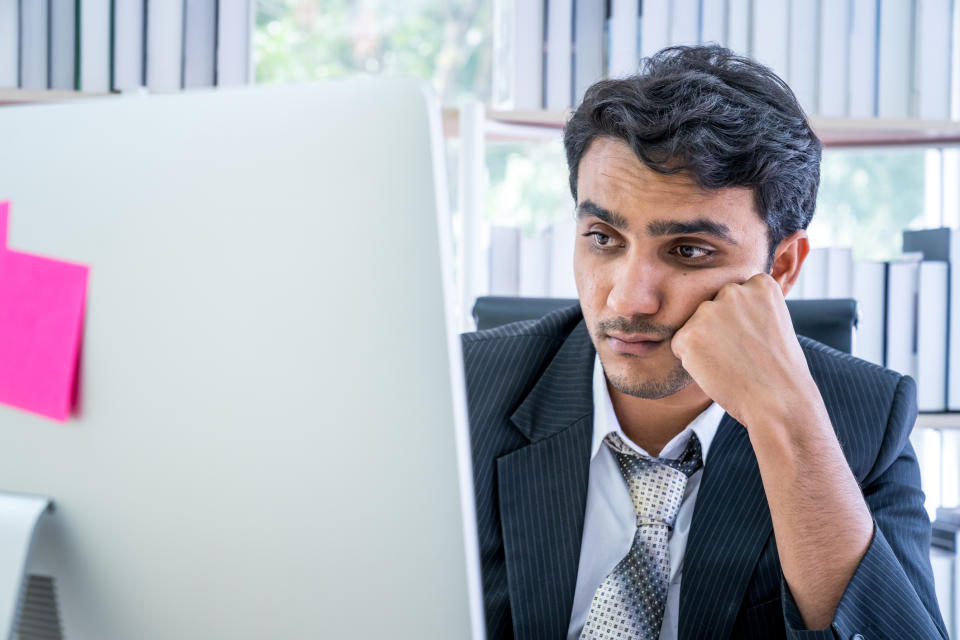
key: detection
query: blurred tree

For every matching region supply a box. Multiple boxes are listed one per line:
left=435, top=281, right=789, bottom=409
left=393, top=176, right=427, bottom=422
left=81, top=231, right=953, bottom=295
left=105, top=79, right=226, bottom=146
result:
left=255, top=0, right=492, bottom=106
left=813, top=150, right=926, bottom=261
left=485, top=140, right=570, bottom=235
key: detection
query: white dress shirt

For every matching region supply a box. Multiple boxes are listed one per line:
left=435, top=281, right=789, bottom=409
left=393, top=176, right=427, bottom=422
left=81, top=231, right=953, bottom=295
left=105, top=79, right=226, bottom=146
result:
left=566, top=355, right=726, bottom=640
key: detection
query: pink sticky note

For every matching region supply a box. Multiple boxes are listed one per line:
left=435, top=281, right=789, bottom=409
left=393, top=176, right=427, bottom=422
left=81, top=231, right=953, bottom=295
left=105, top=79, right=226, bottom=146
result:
left=0, top=201, right=89, bottom=422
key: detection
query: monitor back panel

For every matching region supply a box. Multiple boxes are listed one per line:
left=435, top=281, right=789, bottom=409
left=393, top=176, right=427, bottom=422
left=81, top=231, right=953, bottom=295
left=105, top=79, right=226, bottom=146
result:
left=0, top=81, right=476, bottom=639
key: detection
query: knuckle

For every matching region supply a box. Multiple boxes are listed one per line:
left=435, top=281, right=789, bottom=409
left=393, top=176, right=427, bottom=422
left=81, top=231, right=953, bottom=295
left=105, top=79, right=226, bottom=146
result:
left=715, top=283, right=736, bottom=299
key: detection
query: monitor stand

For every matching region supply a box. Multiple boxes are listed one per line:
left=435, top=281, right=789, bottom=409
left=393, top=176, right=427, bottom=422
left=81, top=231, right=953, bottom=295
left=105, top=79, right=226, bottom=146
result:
left=0, top=493, right=58, bottom=640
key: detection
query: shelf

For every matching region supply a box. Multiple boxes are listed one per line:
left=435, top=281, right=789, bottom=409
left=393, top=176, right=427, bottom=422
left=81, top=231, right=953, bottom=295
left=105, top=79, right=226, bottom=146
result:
left=7, top=95, right=954, bottom=146
left=6, top=92, right=959, bottom=146
left=0, top=88, right=112, bottom=105
left=443, top=108, right=568, bottom=141
left=917, top=413, right=960, bottom=430
left=444, top=107, right=960, bottom=147
left=810, top=116, right=960, bottom=147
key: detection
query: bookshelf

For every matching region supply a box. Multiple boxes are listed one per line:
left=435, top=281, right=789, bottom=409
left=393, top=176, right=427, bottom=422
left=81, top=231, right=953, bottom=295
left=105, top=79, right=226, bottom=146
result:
left=443, top=108, right=960, bottom=147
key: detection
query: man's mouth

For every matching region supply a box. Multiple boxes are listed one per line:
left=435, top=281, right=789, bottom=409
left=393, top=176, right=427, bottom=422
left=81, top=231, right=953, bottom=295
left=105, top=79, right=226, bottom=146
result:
left=605, top=332, right=667, bottom=356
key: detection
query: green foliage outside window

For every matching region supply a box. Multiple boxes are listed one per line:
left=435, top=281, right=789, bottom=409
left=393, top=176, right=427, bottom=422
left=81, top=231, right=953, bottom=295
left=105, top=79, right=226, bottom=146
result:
left=255, top=0, right=492, bottom=106
left=485, top=140, right=571, bottom=236
left=813, top=150, right=926, bottom=261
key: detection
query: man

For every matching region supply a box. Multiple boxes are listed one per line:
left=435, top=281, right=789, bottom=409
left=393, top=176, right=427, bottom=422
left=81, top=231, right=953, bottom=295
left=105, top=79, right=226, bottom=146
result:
left=462, top=46, right=946, bottom=639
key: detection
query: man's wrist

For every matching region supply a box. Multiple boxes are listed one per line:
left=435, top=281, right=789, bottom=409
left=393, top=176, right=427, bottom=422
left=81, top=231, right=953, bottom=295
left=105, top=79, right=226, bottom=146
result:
left=739, top=387, right=833, bottom=445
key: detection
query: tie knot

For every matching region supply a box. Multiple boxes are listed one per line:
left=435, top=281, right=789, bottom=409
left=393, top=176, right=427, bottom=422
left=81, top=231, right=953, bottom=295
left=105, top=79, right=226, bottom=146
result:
left=604, top=432, right=703, bottom=528
left=603, top=431, right=703, bottom=477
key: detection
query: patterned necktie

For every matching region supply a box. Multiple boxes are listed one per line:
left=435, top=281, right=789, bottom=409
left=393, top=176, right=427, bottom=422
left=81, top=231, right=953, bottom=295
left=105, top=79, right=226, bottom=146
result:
left=580, top=432, right=703, bottom=640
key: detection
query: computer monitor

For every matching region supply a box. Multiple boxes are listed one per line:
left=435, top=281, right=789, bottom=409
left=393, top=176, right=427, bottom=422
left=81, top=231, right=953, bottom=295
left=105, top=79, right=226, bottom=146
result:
left=0, top=80, right=482, bottom=639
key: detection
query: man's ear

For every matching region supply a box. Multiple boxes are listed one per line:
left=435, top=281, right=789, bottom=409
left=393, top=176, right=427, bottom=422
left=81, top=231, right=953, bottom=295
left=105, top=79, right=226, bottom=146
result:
left=770, top=229, right=809, bottom=297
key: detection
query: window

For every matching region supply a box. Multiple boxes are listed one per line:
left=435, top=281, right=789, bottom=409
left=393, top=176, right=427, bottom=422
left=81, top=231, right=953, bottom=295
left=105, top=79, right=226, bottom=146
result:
left=813, top=149, right=927, bottom=261
left=254, top=0, right=492, bottom=106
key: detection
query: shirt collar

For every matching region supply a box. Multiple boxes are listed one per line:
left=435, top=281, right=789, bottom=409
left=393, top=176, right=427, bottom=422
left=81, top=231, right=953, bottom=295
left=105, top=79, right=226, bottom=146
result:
left=590, top=353, right=725, bottom=463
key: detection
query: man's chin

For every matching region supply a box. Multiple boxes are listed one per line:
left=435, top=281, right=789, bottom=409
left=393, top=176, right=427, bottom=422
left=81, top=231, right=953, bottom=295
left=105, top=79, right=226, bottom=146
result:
left=601, top=359, right=693, bottom=400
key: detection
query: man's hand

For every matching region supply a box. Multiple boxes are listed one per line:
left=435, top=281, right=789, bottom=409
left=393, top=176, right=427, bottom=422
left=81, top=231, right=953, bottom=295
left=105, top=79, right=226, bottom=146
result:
left=669, top=272, right=824, bottom=431
left=670, top=272, right=874, bottom=631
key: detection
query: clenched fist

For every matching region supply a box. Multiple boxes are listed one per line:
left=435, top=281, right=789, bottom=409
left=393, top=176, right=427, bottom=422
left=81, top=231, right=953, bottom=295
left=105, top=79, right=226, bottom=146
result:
left=670, top=273, right=828, bottom=432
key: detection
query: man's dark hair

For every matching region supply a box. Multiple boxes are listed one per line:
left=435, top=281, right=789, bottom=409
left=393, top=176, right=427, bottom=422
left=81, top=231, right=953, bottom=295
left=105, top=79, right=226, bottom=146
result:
left=563, top=45, right=822, bottom=253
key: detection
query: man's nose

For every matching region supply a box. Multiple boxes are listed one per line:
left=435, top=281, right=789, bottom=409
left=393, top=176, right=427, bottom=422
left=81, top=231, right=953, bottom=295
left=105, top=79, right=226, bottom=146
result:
left=606, top=255, right=663, bottom=319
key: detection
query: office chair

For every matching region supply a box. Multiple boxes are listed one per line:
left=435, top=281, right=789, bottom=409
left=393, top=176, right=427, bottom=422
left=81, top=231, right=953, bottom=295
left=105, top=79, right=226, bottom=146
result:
left=472, top=296, right=858, bottom=355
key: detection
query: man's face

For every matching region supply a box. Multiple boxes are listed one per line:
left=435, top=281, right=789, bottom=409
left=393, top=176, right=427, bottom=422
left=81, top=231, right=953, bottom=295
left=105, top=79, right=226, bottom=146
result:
left=574, top=137, right=774, bottom=399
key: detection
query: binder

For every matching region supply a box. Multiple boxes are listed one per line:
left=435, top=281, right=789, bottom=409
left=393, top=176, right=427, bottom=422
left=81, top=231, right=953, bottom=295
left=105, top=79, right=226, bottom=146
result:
left=146, top=0, right=184, bottom=92
left=113, top=0, right=146, bottom=90
left=183, top=0, right=217, bottom=89
left=918, top=260, right=949, bottom=410
left=849, top=0, right=878, bottom=117
left=19, top=0, right=48, bottom=90
left=79, top=0, right=111, bottom=92
left=878, top=0, right=916, bottom=118
left=637, top=0, right=666, bottom=62
left=852, top=260, right=888, bottom=366
left=573, top=0, right=605, bottom=104
left=915, top=0, right=953, bottom=119
left=789, top=0, right=820, bottom=113
left=50, top=0, right=76, bottom=90
left=752, top=0, right=789, bottom=80
left=0, top=1, right=16, bottom=88
left=670, top=0, right=701, bottom=46
left=607, top=0, right=640, bottom=78
left=903, top=228, right=960, bottom=409
left=885, top=254, right=922, bottom=378
left=700, top=0, right=728, bottom=46
left=820, top=0, right=851, bottom=116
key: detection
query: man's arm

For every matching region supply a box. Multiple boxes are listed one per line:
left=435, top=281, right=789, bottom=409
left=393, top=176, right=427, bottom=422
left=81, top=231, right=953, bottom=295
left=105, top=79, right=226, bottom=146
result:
left=779, top=382, right=947, bottom=638
left=744, top=381, right=873, bottom=630
left=671, top=273, right=945, bottom=635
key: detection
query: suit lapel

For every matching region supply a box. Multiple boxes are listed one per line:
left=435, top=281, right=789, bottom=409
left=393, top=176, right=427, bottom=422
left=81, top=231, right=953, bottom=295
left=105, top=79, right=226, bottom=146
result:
left=497, top=321, right=595, bottom=640
left=679, top=413, right=773, bottom=640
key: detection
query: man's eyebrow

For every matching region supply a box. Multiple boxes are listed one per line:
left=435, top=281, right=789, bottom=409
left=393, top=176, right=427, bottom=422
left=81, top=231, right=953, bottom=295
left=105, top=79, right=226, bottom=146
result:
left=647, top=219, right=739, bottom=245
left=576, top=200, right=629, bottom=230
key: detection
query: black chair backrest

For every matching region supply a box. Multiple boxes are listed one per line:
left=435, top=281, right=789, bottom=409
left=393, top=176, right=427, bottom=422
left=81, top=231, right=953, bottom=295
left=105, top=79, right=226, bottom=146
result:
left=472, top=296, right=858, bottom=355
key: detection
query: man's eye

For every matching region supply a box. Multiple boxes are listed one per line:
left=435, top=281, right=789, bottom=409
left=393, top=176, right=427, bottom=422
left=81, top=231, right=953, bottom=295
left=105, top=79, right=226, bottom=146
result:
left=673, top=245, right=712, bottom=259
left=583, top=231, right=614, bottom=248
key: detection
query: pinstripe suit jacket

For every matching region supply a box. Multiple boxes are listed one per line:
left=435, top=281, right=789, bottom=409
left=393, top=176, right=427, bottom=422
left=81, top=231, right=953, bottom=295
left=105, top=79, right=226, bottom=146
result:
left=462, top=304, right=947, bottom=639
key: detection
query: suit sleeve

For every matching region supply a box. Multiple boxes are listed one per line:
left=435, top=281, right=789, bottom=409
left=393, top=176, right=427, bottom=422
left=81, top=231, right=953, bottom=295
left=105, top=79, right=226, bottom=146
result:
left=780, top=374, right=948, bottom=640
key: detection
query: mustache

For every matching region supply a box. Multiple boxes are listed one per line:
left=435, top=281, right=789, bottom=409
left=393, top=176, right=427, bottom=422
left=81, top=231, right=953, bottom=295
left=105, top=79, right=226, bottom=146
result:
left=597, top=316, right=680, bottom=340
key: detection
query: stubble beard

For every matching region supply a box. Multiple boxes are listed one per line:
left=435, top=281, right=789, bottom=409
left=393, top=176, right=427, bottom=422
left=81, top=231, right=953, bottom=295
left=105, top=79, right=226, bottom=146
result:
left=601, top=354, right=693, bottom=399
